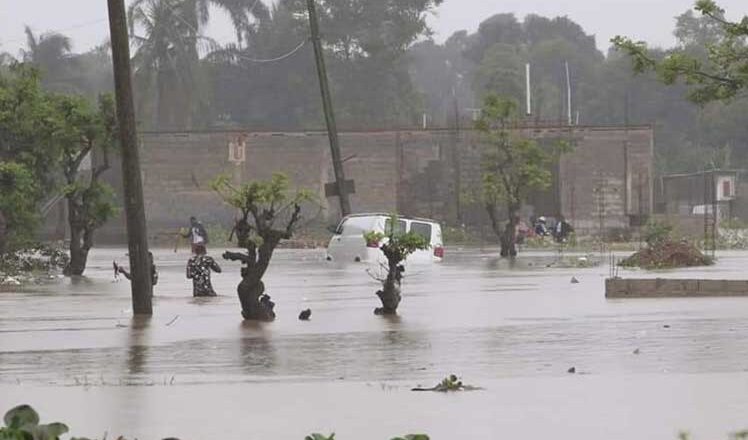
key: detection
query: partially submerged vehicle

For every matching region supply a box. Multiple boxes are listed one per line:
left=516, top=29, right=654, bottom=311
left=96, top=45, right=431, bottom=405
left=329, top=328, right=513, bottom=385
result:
left=326, top=213, right=444, bottom=264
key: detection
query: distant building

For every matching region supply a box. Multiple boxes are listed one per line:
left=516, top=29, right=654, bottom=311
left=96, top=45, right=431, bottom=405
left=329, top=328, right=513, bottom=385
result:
left=658, top=170, right=739, bottom=226
left=53, top=125, right=655, bottom=243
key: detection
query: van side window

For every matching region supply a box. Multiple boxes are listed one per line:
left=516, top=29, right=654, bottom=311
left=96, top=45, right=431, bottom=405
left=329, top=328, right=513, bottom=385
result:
left=385, top=219, right=407, bottom=235
left=341, top=217, right=376, bottom=236
left=410, top=222, right=432, bottom=241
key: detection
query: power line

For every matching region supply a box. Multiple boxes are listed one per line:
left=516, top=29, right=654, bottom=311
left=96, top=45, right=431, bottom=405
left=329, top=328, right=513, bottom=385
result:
left=1, top=18, right=109, bottom=45
left=225, top=39, right=308, bottom=64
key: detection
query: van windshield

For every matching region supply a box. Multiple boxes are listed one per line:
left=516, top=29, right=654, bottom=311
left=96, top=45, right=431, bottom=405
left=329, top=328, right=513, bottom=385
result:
left=340, top=217, right=377, bottom=236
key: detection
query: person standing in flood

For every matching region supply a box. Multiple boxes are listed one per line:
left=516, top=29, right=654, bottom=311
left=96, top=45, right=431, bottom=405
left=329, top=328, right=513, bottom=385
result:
left=181, top=216, right=209, bottom=254
left=186, top=244, right=221, bottom=297
left=114, top=251, right=159, bottom=286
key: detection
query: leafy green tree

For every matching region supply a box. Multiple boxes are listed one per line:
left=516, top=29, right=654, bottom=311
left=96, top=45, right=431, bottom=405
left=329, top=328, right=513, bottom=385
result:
left=129, top=0, right=208, bottom=129
left=0, top=65, right=58, bottom=192
left=207, top=0, right=320, bottom=129
left=476, top=95, right=566, bottom=257
left=0, top=66, right=55, bottom=256
left=409, top=31, right=476, bottom=127
left=284, top=0, right=443, bottom=128
left=364, top=218, right=429, bottom=314
left=0, top=162, right=38, bottom=255
left=472, top=43, right=525, bottom=103
left=52, top=94, right=118, bottom=276
left=129, top=0, right=267, bottom=129
left=612, top=0, right=748, bottom=105
left=212, top=173, right=313, bottom=321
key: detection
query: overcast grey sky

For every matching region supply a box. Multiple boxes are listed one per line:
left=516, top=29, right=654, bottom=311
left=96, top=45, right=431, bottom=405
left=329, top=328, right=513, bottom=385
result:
left=1, top=0, right=746, bottom=56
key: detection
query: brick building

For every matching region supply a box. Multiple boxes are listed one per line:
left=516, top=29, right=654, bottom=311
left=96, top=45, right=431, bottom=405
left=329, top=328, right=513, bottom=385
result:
left=46, top=125, right=654, bottom=242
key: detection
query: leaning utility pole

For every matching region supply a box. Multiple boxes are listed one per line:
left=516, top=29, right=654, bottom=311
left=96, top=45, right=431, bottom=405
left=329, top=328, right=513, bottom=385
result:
left=306, top=0, right=351, bottom=217
left=107, top=0, right=153, bottom=314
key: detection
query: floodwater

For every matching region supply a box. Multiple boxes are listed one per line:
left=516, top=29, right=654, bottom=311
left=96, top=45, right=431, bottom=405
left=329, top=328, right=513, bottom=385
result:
left=2, top=247, right=748, bottom=439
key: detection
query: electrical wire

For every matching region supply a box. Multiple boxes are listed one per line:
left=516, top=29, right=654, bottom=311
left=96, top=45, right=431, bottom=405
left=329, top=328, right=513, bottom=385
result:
left=228, top=39, right=308, bottom=63
left=1, top=18, right=109, bottom=45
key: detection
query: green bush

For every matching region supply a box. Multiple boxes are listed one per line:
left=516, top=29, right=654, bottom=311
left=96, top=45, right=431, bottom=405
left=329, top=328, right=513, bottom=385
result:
left=0, top=405, right=69, bottom=440
left=643, top=220, right=674, bottom=247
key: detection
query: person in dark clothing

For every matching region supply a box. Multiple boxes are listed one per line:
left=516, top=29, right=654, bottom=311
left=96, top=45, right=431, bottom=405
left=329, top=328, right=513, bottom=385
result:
left=114, top=252, right=159, bottom=286
left=181, top=216, right=209, bottom=254
left=553, top=217, right=574, bottom=243
left=186, top=244, right=221, bottom=297
left=534, top=216, right=549, bottom=237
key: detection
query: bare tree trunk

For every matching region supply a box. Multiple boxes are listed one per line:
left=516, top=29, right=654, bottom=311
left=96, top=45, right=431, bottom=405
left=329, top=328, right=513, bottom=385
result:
left=225, top=248, right=277, bottom=322
left=500, top=207, right=519, bottom=258
left=64, top=200, right=92, bottom=276
left=65, top=234, right=90, bottom=276
left=237, top=271, right=275, bottom=321
left=375, top=259, right=402, bottom=315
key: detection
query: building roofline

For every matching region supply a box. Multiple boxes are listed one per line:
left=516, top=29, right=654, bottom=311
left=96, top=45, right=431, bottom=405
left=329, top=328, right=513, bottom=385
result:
left=140, top=124, right=654, bottom=136
left=661, top=169, right=742, bottom=179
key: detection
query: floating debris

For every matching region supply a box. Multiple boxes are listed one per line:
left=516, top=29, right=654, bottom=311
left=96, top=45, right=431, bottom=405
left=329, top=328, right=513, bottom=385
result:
left=299, top=309, right=312, bottom=321
left=411, top=374, right=481, bottom=392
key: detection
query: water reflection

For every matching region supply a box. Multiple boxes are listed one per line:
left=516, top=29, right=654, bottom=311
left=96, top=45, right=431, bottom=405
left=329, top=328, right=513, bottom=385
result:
left=126, top=316, right=152, bottom=378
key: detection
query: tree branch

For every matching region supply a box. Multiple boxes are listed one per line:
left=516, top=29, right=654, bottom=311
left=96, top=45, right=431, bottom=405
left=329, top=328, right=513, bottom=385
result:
left=223, top=250, right=252, bottom=264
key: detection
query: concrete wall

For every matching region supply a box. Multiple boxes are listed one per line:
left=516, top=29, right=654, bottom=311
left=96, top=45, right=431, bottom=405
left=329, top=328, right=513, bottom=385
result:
left=606, top=278, right=748, bottom=298
left=82, top=126, right=654, bottom=243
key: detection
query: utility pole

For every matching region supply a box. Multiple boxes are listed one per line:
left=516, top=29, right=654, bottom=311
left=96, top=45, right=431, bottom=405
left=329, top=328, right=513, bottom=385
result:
left=107, top=0, right=153, bottom=315
left=306, top=0, right=351, bottom=217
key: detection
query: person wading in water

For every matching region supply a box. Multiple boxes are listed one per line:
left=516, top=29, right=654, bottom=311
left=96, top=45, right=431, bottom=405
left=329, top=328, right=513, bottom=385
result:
left=114, top=252, right=159, bottom=286
left=180, top=216, right=209, bottom=254
left=186, top=244, right=222, bottom=297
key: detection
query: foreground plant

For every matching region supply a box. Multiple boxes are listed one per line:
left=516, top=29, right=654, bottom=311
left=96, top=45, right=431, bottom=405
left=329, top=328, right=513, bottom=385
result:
left=364, top=216, right=429, bottom=315
left=0, top=405, right=68, bottom=440
left=212, top=173, right=313, bottom=321
left=306, top=435, right=429, bottom=440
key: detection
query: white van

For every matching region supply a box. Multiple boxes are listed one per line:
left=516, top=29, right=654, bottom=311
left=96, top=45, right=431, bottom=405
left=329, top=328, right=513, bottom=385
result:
left=326, top=214, right=444, bottom=264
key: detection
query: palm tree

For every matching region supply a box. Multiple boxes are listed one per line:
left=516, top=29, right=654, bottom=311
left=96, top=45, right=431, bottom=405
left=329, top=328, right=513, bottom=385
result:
left=129, top=0, right=200, bottom=129
left=188, top=0, right=270, bottom=47
left=128, top=0, right=267, bottom=129
left=21, top=27, right=76, bottom=92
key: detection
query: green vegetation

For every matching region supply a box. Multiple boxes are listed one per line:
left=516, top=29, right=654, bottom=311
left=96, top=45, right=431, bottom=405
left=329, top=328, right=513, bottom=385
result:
left=411, top=374, right=481, bottom=392
left=0, top=63, right=118, bottom=276
left=475, top=95, right=569, bottom=258
left=306, top=436, right=429, bottom=440
left=613, top=1, right=747, bottom=106
left=4, top=0, right=747, bottom=175
left=364, top=215, right=429, bottom=315
left=0, top=405, right=69, bottom=440
left=0, top=163, right=39, bottom=254
left=55, top=94, right=119, bottom=276
left=1, top=404, right=428, bottom=440
left=212, top=173, right=315, bottom=320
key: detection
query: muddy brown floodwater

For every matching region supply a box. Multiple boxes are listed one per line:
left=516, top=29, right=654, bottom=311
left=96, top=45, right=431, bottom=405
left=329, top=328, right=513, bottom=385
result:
left=3, top=248, right=748, bottom=439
